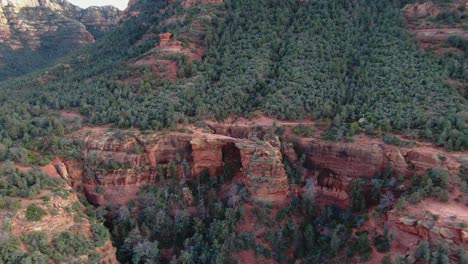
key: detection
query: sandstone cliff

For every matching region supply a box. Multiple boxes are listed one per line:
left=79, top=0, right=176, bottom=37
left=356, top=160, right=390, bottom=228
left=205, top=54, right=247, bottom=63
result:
left=55, top=118, right=465, bottom=209
left=58, top=127, right=289, bottom=206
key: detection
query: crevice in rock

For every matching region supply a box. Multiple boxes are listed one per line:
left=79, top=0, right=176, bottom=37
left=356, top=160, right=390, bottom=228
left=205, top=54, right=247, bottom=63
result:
left=222, top=142, right=242, bottom=178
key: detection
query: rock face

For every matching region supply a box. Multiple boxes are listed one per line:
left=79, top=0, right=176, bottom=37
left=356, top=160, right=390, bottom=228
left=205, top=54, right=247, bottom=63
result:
left=65, top=128, right=289, bottom=206
left=158, top=32, right=182, bottom=52
left=236, top=139, right=289, bottom=203
left=62, top=121, right=462, bottom=208
left=293, top=137, right=461, bottom=195
left=191, top=137, right=225, bottom=176
left=0, top=0, right=120, bottom=79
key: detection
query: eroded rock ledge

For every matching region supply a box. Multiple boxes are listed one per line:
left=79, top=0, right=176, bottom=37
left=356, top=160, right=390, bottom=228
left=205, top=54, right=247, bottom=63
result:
left=55, top=121, right=464, bottom=209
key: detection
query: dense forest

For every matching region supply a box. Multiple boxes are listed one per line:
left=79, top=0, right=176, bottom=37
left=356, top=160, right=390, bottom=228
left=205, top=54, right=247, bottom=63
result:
left=0, top=0, right=465, bottom=154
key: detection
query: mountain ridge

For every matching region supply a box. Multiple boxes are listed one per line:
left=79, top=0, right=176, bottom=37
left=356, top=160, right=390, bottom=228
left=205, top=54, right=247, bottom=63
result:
left=0, top=0, right=120, bottom=80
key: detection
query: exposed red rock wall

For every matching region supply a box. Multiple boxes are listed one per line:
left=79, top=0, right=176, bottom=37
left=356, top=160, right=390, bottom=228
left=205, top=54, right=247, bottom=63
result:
left=294, top=138, right=458, bottom=179
left=236, top=139, right=288, bottom=204
left=190, top=137, right=225, bottom=176
left=64, top=129, right=289, bottom=206
left=61, top=121, right=462, bottom=207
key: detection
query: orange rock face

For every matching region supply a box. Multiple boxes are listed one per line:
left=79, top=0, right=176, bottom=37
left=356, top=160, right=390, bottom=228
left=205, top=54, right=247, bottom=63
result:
left=236, top=139, right=289, bottom=204
left=65, top=128, right=289, bottom=206
left=190, top=137, right=225, bottom=176
left=62, top=121, right=462, bottom=207
left=159, top=32, right=172, bottom=44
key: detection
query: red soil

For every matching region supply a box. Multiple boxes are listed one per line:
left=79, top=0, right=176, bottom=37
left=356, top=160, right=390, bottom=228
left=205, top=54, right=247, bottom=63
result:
left=60, top=111, right=84, bottom=120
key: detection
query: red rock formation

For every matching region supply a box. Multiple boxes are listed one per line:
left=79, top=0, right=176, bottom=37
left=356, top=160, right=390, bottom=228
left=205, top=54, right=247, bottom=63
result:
left=159, top=32, right=172, bottom=44
left=158, top=32, right=182, bottom=52
left=61, top=120, right=462, bottom=207
left=55, top=162, right=69, bottom=180
left=65, top=128, right=289, bottom=206
left=236, top=139, right=289, bottom=204
left=295, top=138, right=385, bottom=178
left=404, top=1, right=440, bottom=19
left=190, top=137, right=225, bottom=176
left=294, top=138, right=457, bottom=181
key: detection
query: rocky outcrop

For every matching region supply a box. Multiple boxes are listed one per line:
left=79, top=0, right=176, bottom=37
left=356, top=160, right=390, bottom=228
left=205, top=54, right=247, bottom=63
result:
left=191, top=137, right=225, bottom=176
left=0, top=0, right=120, bottom=48
left=295, top=138, right=385, bottom=178
left=294, top=138, right=459, bottom=180
left=404, top=1, right=440, bottom=19
left=5, top=181, right=119, bottom=263
left=64, top=128, right=289, bottom=206
left=389, top=208, right=467, bottom=247
left=236, top=139, right=289, bottom=203
left=55, top=162, right=69, bottom=180
left=61, top=119, right=463, bottom=207
left=158, top=32, right=182, bottom=52
left=78, top=6, right=121, bottom=38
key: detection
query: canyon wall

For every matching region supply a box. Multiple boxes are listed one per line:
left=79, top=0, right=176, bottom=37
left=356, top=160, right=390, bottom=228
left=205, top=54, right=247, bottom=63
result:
left=56, top=122, right=463, bottom=208
left=61, top=128, right=290, bottom=206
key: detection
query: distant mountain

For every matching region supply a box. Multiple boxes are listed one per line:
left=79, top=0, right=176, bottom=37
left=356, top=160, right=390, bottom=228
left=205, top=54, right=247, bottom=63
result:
left=0, top=0, right=120, bottom=80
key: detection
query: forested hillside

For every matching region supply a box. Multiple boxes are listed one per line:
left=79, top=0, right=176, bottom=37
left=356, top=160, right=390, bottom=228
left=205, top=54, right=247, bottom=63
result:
left=0, top=0, right=120, bottom=80
left=0, top=0, right=466, bottom=162
left=0, top=0, right=466, bottom=263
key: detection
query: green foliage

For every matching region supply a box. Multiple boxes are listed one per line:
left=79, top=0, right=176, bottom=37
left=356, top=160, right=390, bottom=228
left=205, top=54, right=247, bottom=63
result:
left=414, top=240, right=430, bottom=264
left=22, top=231, right=50, bottom=254
left=350, top=178, right=367, bottom=212
left=25, top=204, right=47, bottom=222
left=0, top=0, right=465, bottom=152
left=292, top=124, right=314, bottom=137
left=53, top=232, right=93, bottom=258
left=374, top=232, right=391, bottom=253
left=383, top=135, right=414, bottom=147
left=0, top=236, right=23, bottom=263
left=0, top=162, right=63, bottom=199
left=92, top=224, right=111, bottom=247
left=349, top=233, right=372, bottom=261
left=0, top=196, right=21, bottom=213
left=428, top=167, right=450, bottom=190
left=95, top=185, right=106, bottom=195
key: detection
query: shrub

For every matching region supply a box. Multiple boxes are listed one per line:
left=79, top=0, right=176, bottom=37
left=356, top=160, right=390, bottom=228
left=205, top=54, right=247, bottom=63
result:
left=428, top=167, right=450, bottom=190
left=374, top=233, right=391, bottom=252
left=292, top=124, right=314, bottom=137
left=53, top=232, right=92, bottom=257
left=22, top=231, right=50, bottom=253
left=0, top=196, right=21, bottom=213
left=350, top=233, right=372, bottom=261
left=95, top=186, right=106, bottom=195
left=92, top=224, right=110, bottom=247
left=25, top=204, right=47, bottom=222
left=276, top=208, right=287, bottom=222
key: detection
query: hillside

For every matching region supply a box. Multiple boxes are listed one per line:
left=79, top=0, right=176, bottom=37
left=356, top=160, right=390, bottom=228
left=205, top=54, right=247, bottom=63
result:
left=0, top=0, right=466, bottom=263
left=1, top=0, right=465, bottom=150
left=0, top=0, right=120, bottom=80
